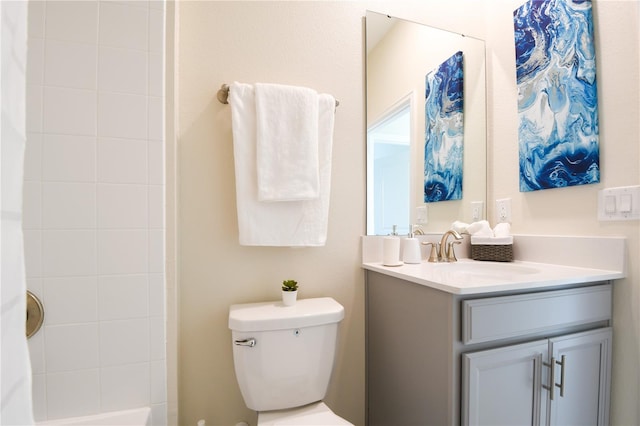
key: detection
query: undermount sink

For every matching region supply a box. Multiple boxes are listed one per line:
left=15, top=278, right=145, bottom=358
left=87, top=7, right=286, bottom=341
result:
left=429, top=260, right=540, bottom=276
left=419, top=259, right=543, bottom=284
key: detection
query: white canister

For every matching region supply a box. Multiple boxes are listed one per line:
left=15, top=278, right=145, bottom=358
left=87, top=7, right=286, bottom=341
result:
left=402, top=237, right=421, bottom=264
left=383, top=236, right=401, bottom=266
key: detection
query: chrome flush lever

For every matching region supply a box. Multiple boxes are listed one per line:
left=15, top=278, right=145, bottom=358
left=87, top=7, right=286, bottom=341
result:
left=234, top=338, right=256, bottom=347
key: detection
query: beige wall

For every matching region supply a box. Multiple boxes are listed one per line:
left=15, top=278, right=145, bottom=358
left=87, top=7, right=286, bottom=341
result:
left=177, top=2, right=366, bottom=425
left=484, top=1, right=639, bottom=424
left=177, top=1, right=639, bottom=425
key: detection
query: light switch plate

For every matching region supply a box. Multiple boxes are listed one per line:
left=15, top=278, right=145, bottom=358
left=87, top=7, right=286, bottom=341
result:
left=598, top=186, right=640, bottom=221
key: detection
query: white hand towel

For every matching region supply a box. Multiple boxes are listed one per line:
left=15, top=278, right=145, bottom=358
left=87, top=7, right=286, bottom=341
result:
left=255, top=83, right=320, bottom=201
left=229, top=82, right=335, bottom=246
left=470, top=235, right=514, bottom=245
left=451, top=220, right=470, bottom=234
left=493, top=222, right=511, bottom=238
left=467, top=220, right=494, bottom=237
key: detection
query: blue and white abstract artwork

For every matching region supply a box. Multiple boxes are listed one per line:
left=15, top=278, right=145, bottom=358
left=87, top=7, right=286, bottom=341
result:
left=514, top=0, right=600, bottom=192
left=424, top=51, right=464, bottom=203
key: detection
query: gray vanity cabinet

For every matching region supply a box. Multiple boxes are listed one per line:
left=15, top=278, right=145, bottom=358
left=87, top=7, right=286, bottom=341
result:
left=462, top=328, right=612, bottom=425
left=365, top=270, right=613, bottom=426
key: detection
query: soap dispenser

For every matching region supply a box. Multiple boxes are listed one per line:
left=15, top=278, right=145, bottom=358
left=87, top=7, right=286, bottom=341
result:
left=402, top=225, right=422, bottom=264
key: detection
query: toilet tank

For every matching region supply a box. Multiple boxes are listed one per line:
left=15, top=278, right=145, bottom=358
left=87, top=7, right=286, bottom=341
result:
left=228, top=297, right=345, bottom=411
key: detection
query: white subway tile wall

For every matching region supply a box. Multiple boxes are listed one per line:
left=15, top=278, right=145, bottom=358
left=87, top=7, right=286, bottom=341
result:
left=24, top=1, right=166, bottom=423
left=46, top=369, right=101, bottom=419
left=100, top=363, right=151, bottom=411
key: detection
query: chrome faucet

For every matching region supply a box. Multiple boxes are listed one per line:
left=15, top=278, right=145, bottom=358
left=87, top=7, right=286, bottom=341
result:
left=439, top=229, right=463, bottom=262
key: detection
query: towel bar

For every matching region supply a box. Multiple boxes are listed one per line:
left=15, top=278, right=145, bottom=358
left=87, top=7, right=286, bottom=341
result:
left=216, top=83, right=339, bottom=107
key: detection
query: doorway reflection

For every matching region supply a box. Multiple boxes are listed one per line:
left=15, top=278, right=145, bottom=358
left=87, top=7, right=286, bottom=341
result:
left=367, top=98, right=411, bottom=235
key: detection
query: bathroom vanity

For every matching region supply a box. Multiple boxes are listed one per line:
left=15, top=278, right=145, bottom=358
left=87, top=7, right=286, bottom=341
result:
left=362, top=235, right=625, bottom=426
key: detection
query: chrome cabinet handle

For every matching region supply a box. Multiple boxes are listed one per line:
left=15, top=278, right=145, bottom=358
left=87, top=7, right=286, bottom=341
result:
left=557, top=355, right=566, bottom=397
left=543, top=355, right=566, bottom=400
left=543, top=357, right=557, bottom=400
left=234, top=338, right=256, bottom=347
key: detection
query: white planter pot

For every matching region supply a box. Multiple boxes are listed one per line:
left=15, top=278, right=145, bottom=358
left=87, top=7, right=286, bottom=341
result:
left=282, top=290, right=297, bottom=306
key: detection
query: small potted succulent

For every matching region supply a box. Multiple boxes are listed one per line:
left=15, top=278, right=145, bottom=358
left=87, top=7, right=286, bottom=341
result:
left=281, top=279, right=298, bottom=306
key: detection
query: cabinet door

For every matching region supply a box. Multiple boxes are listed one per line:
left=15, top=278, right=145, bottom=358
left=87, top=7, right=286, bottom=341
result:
left=548, top=328, right=612, bottom=426
left=462, top=340, right=549, bottom=426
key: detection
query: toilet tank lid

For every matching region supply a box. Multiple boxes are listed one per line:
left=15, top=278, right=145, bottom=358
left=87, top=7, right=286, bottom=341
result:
left=228, top=297, right=345, bottom=332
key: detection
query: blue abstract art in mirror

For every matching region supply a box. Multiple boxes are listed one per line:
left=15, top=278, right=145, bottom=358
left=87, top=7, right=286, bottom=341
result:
left=514, top=0, right=599, bottom=192
left=424, top=51, right=464, bottom=202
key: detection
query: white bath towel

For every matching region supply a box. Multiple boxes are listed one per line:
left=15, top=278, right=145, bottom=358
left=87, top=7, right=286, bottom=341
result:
left=255, top=83, right=319, bottom=201
left=229, top=82, right=335, bottom=246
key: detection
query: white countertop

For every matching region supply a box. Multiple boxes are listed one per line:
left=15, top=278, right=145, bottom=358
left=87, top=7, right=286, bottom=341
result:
left=362, top=234, right=627, bottom=295
left=362, top=258, right=624, bottom=295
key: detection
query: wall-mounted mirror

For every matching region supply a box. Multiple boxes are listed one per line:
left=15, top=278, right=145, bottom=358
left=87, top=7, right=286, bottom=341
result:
left=366, top=11, right=487, bottom=235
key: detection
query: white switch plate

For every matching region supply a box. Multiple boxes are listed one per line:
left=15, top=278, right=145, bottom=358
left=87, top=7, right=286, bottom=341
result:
left=598, top=186, right=640, bottom=221
left=495, top=198, right=512, bottom=224
left=470, top=201, right=484, bottom=221
left=416, top=205, right=428, bottom=224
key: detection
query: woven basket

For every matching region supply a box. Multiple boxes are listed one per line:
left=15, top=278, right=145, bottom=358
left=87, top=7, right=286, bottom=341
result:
left=470, top=243, right=513, bottom=262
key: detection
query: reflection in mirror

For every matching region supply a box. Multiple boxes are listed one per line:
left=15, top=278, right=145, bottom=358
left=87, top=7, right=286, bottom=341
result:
left=366, top=11, right=487, bottom=235
left=367, top=96, right=411, bottom=235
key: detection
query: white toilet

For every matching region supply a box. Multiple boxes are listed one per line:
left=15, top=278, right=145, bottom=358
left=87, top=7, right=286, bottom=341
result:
left=228, top=297, right=353, bottom=425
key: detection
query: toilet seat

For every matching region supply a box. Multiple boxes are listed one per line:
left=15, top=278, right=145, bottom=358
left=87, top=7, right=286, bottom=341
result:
left=257, top=402, right=353, bottom=425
